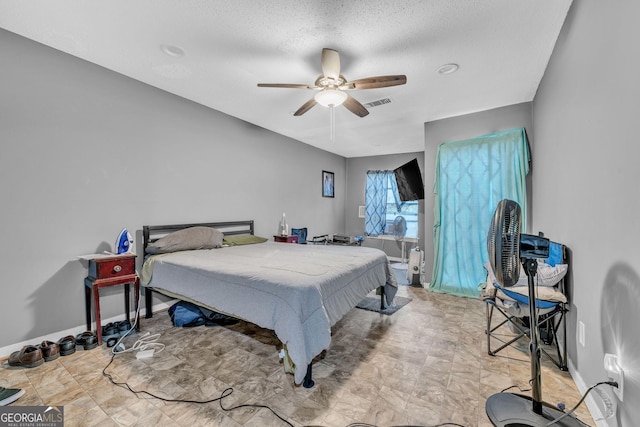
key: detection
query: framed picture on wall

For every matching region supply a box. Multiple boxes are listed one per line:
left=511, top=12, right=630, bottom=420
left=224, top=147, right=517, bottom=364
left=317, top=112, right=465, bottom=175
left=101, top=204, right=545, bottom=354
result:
left=322, top=170, right=334, bottom=198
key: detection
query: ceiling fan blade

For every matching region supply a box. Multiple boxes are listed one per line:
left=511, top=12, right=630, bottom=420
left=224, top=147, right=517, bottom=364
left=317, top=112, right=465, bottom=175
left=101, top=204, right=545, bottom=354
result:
left=257, top=83, right=315, bottom=89
left=293, top=98, right=317, bottom=116
left=321, top=48, right=341, bottom=80
left=342, top=95, right=369, bottom=117
left=341, top=75, right=407, bottom=90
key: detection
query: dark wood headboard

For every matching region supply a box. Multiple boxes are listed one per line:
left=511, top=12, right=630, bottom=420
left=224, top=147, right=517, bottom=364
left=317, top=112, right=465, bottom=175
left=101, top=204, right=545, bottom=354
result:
left=142, top=220, right=255, bottom=254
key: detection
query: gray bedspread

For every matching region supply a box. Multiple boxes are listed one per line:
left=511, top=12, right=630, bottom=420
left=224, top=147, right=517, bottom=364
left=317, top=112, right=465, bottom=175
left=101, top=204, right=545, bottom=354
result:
left=142, top=241, right=397, bottom=385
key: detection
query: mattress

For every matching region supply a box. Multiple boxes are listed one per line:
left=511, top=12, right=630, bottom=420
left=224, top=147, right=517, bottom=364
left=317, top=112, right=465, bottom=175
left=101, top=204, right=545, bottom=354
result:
left=142, top=241, right=397, bottom=384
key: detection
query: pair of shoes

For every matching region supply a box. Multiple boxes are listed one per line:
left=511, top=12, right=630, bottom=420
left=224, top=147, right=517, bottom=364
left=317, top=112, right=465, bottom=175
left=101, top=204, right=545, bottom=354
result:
left=101, top=323, right=119, bottom=337
left=38, top=341, right=60, bottom=362
left=102, top=320, right=133, bottom=343
left=116, top=320, right=132, bottom=335
left=6, top=341, right=60, bottom=368
left=102, top=320, right=131, bottom=334
left=75, top=331, right=98, bottom=350
left=0, top=387, right=25, bottom=406
left=57, top=335, right=76, bottom=356
left=101, top=323, right=120, bottom=343
left=8, top=345, right=44, bottom=368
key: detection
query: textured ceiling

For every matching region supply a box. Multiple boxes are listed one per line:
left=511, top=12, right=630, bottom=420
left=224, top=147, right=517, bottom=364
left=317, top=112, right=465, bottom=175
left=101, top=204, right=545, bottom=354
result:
left=0, top=0, right=572, bottom=158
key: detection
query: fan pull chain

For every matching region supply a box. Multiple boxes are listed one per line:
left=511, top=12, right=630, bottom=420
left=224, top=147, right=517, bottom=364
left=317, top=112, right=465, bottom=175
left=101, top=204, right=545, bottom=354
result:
left=330, top=106, right=336, bottom=142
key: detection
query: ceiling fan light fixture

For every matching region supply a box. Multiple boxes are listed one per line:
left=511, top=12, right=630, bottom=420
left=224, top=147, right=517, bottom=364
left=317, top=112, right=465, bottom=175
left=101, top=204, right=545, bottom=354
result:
left=258, top=48, right=404, bottom=118
left=315, top=89, right=347, bottom=107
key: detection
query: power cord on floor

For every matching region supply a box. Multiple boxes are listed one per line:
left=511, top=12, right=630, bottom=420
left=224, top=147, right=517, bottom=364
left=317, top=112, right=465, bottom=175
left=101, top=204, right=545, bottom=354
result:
left=102, top=353, right=295, bottom=426
left=544, top=381, right=618, bottom=426
left=103, top=346, right=470, bottom=427
left=111, top=331, right=165, bottom=355
left=109, top=295, right=144, bottom=355
left=500, top=384, right=532, bottom=393
left=102, top=302, right=294, bottom=427
left=102, top=302, right=466, bottom=427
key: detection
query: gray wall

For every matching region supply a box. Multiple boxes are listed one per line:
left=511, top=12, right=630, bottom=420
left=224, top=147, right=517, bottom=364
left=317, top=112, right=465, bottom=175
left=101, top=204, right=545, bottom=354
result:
left=345, top=153, right=425, bottom=259
left=4, top=2, right=640, bottom=421
left=533, top=1, right=640, bottom=424
left=0, top=29, right=346, bottom=350
left=423, top=102, right=533, bottom=283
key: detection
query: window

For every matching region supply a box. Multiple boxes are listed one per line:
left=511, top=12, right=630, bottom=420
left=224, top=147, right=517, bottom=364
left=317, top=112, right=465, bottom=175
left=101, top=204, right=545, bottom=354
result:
left=365, top=171, right=419, bottom=239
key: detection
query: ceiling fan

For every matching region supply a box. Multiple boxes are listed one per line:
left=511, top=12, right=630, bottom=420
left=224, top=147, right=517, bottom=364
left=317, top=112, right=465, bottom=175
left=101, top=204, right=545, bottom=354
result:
left=258, top=48, right=407, bottom=118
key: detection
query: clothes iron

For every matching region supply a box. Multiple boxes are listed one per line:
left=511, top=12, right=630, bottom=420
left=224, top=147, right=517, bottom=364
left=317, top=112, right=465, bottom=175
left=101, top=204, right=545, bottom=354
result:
left=115, top=228, right=134, bottom=254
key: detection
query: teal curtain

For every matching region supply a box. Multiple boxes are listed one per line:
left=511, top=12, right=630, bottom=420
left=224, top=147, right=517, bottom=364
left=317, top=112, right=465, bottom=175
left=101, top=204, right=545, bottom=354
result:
left=430, top=128, right=530, bottom=298
left=365, top=170, right=389, bottom=236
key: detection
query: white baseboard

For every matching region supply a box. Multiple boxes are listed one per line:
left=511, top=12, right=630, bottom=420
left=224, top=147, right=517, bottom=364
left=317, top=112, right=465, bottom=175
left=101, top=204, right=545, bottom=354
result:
left=0, top=300, right=176, bottom=359
left=568, top=358, right=615, bottom=427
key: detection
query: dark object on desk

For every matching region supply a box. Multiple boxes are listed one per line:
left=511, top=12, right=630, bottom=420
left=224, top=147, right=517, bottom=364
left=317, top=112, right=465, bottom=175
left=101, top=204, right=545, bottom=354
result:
left=291, top=227, right=307, bottom=244
left=333, top=234, right=355, bottom=244
left=311, top=235, right=363, bottom=246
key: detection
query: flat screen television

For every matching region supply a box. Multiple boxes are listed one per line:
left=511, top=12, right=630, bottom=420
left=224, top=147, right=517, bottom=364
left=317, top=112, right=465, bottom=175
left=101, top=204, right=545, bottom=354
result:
left=394, top=158, right=425, bottom=201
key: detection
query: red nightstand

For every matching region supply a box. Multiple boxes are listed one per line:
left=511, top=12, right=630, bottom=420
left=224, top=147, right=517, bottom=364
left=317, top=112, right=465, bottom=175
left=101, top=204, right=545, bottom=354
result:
left=84, top=254, right=139, bottom=345
left=274, top=235, right=299, bottom=243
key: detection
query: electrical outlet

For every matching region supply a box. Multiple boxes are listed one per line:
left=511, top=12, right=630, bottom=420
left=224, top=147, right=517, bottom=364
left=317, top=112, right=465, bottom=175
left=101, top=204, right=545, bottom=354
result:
left=604, top=353, right=624, bottom=402
left=578, top=321, right=585, bottom=347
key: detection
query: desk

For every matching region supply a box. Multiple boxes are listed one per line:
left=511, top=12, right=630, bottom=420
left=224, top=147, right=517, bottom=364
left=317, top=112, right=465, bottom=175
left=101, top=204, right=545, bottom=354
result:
left=84, top=254, right=139, bottom=345
left=274, top=235, right=299, bottom=244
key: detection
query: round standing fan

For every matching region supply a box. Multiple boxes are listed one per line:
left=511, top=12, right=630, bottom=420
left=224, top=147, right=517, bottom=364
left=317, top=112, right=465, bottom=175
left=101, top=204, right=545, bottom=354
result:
left=393, top=215, right=409, bottom=264
left=487, top=199, right=521, bottom=287
left=393, top=215, right=407, bottom=240
left=485, top=199, right=582, bottom=427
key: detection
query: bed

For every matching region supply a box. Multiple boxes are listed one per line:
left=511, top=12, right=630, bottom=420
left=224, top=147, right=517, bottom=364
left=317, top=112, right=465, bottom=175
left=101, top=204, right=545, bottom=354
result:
left=141, top=220, right=398, bottom=387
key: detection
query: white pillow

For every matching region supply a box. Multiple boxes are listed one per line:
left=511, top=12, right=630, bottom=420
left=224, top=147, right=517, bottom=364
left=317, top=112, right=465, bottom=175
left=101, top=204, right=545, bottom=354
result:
left=514, top=262, right=568, bottom=287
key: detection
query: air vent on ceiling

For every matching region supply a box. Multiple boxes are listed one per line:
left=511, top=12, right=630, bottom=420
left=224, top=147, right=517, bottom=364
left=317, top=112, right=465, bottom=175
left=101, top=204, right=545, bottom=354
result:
left=363, top=97, right=392, bottom=108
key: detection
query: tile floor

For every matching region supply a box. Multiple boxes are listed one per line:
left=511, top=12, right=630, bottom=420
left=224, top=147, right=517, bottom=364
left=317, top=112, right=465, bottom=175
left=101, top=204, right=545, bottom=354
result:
left=1, top=284, right=593, bottom=427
